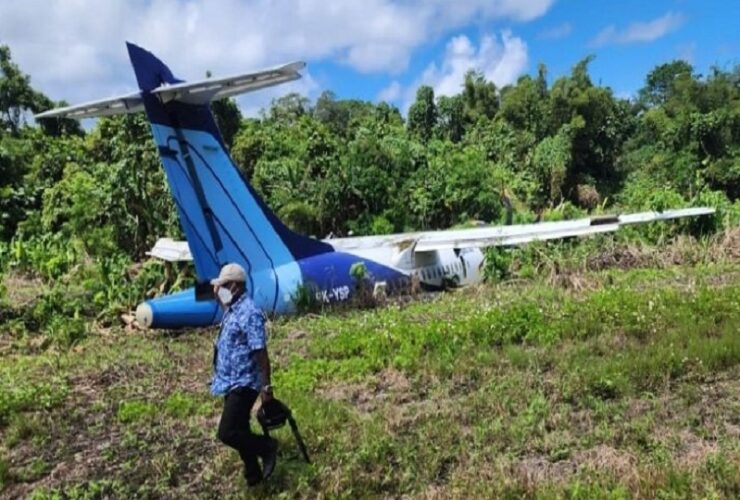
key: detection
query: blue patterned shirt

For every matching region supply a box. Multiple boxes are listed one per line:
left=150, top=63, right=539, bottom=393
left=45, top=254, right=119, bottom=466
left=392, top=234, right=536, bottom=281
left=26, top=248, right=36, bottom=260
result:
left=211, top=294, right=267, bottom=396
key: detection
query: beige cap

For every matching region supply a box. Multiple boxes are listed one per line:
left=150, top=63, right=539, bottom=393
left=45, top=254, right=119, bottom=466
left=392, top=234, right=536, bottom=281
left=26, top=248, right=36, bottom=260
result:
left=210, top=263, right=247, bottom=286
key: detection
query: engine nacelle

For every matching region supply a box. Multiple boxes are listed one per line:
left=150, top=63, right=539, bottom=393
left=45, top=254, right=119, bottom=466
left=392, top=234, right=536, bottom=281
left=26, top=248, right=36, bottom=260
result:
left=135, top=288, right=222, bottom=329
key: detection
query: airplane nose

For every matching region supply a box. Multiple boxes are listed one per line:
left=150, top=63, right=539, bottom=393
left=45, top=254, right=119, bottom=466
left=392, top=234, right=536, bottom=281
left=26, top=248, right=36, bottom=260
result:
left=135, top=302, right=153, bottom=328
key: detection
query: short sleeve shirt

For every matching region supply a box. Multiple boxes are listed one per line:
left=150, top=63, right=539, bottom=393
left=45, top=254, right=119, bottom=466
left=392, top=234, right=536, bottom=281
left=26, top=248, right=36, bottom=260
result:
left=211, top=294, right=267, bottom=396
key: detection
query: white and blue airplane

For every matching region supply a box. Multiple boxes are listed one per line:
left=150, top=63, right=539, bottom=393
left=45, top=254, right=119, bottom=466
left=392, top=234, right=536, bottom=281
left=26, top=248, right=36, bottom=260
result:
left=37, top=43, right=715, bottom=329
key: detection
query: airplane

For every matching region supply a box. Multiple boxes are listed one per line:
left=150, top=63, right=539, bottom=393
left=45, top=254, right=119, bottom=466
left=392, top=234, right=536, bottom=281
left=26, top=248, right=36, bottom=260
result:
left=37, top=43, right=716, bottom=329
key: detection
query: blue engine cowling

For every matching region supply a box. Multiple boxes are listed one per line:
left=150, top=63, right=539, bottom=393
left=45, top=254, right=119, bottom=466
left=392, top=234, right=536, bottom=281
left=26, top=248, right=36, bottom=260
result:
left=135, top=288, right=222, bottom=329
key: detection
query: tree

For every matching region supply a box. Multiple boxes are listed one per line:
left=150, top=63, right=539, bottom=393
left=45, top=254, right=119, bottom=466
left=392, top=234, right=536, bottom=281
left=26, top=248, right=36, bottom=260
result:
left=408, top=86, right=437, bottom=142
left=211, top=98, right=242, bottom=149
left=204, top=70, right=243, bottom=149
left=313, top=91, right=349, bottom=136
left=0, top=45, right=49, bottom=135
left=462, top=70, right=498, bottom=123
left=265, top=93, right=311, bottom=125
left=545, top=56, right=632, bottom=201
left=436, top=95, right=465, bottom=142
left=499, top=75, right=549, bottom=140
left=638, top=60, right=694, bottom=108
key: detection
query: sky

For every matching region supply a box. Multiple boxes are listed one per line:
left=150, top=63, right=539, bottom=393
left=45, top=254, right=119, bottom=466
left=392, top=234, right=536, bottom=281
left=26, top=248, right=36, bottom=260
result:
left=0, top=0, right=737, bottom=116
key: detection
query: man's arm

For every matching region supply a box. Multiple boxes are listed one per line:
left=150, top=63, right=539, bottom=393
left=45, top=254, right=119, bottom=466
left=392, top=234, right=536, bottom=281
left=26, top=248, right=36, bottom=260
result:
left=254, top=348, right=272, bottom=401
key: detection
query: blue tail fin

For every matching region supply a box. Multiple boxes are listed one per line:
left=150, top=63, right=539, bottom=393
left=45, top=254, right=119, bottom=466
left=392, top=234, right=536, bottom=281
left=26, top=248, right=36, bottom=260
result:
left=125, top=43, right=332, bottom=311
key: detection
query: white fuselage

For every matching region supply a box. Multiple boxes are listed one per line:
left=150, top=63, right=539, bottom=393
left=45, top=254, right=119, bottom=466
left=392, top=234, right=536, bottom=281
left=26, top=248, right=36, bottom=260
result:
left=342, top=245, right=485, bottom=289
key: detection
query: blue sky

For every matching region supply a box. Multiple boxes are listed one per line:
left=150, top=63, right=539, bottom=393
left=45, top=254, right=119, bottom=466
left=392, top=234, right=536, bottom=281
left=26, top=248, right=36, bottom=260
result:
left=319, top=0, right=738, bottom=106
left=0, top=0, right=737, bottom=115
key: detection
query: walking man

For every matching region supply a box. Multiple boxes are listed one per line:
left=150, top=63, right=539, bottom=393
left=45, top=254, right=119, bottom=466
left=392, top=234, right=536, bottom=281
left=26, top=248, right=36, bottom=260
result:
left=211, top=263, right=278, bottom=486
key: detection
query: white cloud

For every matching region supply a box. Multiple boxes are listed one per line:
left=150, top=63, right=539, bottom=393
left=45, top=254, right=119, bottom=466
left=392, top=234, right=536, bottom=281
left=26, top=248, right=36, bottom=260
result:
left=400, top=31, right=528, bottom=110
left=589, top=11, right=685, bottom=47
left=0, top=0, right=554, bottom=113
left=537, top=22, right=572, bottom=40
left=377, top=81, right=402, bottom=103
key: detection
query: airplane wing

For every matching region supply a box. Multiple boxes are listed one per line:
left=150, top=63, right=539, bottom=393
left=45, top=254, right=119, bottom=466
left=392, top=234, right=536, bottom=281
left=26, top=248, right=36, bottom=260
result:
left=328, top=207, right=715, bottom=252
left=147, top=207, right=715, bottom=262
left=35, top=62, right=305, bottom=119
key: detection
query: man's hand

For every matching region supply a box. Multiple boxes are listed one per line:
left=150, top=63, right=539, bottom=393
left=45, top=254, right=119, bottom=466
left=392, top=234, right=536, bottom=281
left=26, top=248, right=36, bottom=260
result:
left=260, top=384, right=273, bottom=402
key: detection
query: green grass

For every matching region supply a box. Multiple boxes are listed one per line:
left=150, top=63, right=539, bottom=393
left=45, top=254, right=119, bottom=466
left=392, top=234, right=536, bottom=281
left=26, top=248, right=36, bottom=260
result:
left=1, top=263, right=739, bottom=498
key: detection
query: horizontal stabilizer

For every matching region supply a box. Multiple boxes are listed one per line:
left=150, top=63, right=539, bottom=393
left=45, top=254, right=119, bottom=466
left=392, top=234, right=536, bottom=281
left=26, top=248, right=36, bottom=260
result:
left=35, top=92, right=144, bottom=119
left=151, top=61, right=305, bottom=105
left=147, top=238, right=192, bottom=261
left=35, top=61, right=305, bottom=120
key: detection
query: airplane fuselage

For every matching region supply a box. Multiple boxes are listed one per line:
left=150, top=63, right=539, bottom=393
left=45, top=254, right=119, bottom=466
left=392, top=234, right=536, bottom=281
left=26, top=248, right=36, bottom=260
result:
left=135, top=246, right=485, bottom=328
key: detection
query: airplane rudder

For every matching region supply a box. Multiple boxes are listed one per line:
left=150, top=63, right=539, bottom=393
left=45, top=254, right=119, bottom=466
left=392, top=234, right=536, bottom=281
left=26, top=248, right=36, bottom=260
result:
left=126, top=42, right=182, bottom=91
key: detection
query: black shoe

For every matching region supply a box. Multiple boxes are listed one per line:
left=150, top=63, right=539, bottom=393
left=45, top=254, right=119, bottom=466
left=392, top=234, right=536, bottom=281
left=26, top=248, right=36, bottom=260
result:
left=244, top=464, right=262, bottom=487
left=261, top=438, right=279, bottom=480
left=245, top=474, right=262, bottom=487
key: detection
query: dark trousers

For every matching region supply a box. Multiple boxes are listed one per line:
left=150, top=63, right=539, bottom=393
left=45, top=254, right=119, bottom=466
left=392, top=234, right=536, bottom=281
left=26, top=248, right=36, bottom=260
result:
left=217, top=386, right=271, bottom=479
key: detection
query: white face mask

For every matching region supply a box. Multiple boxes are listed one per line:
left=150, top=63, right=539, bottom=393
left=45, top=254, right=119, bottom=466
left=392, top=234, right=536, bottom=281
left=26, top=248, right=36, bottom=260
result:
left=217, top=286, right=233, bottom=306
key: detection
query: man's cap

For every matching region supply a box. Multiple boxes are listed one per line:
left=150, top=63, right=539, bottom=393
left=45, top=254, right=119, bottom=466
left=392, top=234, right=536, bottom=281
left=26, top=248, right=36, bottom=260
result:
left=210, top=263, right=246, bottom=286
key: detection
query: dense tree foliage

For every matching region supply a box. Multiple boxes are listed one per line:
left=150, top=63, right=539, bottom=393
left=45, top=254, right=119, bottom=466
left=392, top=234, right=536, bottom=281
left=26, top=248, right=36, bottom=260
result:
left=0, top=45, right=738, bottom=267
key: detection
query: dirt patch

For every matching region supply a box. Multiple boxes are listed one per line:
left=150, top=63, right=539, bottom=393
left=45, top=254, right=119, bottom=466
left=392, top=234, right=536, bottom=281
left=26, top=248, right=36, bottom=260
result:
left=512, top=444, right=639, bottom=488
left=585, top=228, right=740, bottom=273
left=587, top=244, right=657, bottom=272
left=674, top=430, right=720, bottom=468
left=711, top=226, right=740, bottom=261
left=318, top=367, right=413, bottom=414
left=2, top=272, right=45, bottom=309
left=547, top=271, right=601, bottom=292
left=576, top=444, right=639, bottom=480
left=514, top=455, right=579, bottom=486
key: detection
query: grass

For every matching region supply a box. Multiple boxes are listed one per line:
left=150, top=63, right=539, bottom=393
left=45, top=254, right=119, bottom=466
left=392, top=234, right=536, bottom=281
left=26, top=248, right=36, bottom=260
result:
left=0, top=262, right=739, bottom=498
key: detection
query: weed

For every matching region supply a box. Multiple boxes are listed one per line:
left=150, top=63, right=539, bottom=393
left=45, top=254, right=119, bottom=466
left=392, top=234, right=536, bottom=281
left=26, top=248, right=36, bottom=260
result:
left=28, top=480, right=130, bottom=500
left=290, top=282, right=322, bottom=314
left=164, top=392, right=211, bottom=419
left=0, top=455, right=9, bottom=491
left=4, top=413, right=47, bottom=448
left=0, top=377, right=69, bottom=427
left=116, top=400, right=157, bottom=424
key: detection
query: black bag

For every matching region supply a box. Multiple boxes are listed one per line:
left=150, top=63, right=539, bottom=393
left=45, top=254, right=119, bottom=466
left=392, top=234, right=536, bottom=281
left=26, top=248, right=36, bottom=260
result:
left=257, top=398, right=311, bottom=463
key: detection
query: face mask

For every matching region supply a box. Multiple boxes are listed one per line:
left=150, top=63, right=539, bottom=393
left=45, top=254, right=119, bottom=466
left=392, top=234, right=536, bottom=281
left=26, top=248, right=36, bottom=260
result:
left=217, top=286, right=233, bottom=306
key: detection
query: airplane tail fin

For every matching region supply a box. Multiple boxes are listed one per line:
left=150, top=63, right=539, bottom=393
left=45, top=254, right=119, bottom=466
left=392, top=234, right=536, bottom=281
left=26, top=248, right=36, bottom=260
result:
left=126, top=43, right=332, bottom=311
left=35, top=42, right=333, bottom=312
